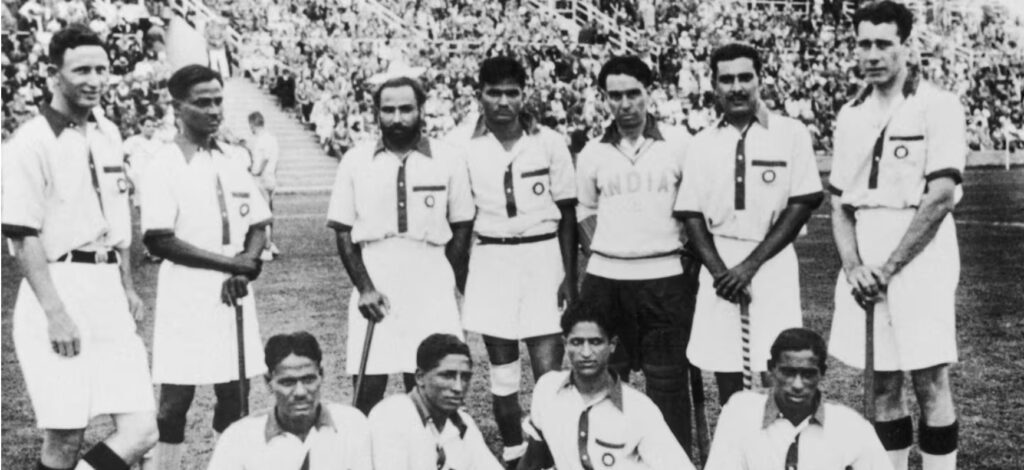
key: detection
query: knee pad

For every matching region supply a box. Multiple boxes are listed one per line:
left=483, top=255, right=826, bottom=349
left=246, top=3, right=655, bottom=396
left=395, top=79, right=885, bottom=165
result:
left=874, top=416, right=914, bottom=450
left=212, top=381, right=245, bottom=433
left=82, top=442, right=128, bottom=470
left=157, top=385, right=195, bottom=444
left=641, top=328, right=688, bottom=366
left=642, top=363, right=687, bottom=393
left=919, top=419, right=958, bottom=455
left=490, top=360, right=521, bottom=397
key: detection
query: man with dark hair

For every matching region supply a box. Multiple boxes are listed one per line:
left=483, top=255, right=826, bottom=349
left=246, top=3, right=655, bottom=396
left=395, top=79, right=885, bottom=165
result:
left=574, top=54, right=697, bottom=453
left=674, top=42, right=823, bottom=405
left=368, top=334, right=503, bottom=470
left=140, top=64, right=272, bottom=470
left=2, top=23, right=159, bottom=470
left=246, top=111, right=280, bottom=260
left=445, top=55, right=577, bottom=467
left=519, top=300, right=694, bottom=470
left=207, top=332, right=372, bottom=470
left=704, top=328, right=892, bottom=469
left=327, top=75, right=475, bottom=415
left=828, top=3, right=965, bottom=470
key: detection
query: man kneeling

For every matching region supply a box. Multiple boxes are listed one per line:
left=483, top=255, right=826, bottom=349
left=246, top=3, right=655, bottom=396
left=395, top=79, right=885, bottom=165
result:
left=705, top=328, right=891, bottom=469
left=520, top=300, right=694, bottom=470
left=207, top=332, right=372, bottom=469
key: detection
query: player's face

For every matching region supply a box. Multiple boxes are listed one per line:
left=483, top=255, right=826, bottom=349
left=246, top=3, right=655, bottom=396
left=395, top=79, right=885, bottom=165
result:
left=377, top=85, right=423, bottom=147
left=713, top=57, right=760, bottom=119
left=604, top=73, right=649, bottom=130
left=770, top=349, right=822, bottom=409
left=855, top=21, right=907, bottom=87
left=566, top=321, right=616, bottom=380
left=51, top=45, right=109, bottom=111
left=141, top=119, right=156, bottom=138
left=175, top=79, right=224, bottom=137
left=418, top=354, right=472, bottom=414
left=267, top=354, right=323, bottom=420
left=480, top=79, right=525, bottom=125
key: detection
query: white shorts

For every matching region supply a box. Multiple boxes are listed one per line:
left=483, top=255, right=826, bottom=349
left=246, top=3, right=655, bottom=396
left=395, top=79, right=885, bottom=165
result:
left=13, top=262, right=155, bottom=429
left=687, top=237, right=803, bottom=373
left=830, top=209, right=959, bottom=371
left=346, top=238, right=463, bottom=375
left=462, top=237, right=564, bottom=340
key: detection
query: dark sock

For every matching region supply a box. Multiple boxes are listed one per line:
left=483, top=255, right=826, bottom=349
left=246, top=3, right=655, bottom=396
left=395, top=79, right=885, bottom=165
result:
left=873, top=416, right=914, bottom=450
left=81, top=442, right=129, bottom=470
left=919, top=419, right=958, bottom=455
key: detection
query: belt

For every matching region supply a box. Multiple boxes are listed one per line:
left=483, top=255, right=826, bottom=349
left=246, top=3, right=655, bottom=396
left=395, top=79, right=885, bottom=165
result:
left=477, top=232, right=557, bottom=245
left=57, top=250, right=119, bottom=264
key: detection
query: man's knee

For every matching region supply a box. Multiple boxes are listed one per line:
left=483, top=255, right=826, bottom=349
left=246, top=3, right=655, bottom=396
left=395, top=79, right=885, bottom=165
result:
left=157, top=385, right=196, bottom=444
left=640, top=328, right=688, bottom=367
left=42, top=429, right=86, bottom=461
left=114, top=412, right=159, bottom=453
left=213, top=381, right=247, bottom=433
left=911, top=365, right=956, bottom=425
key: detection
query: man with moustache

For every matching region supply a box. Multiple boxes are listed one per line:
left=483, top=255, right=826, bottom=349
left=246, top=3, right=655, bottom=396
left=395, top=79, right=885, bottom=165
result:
left=207, top=332, right=372, bottom=470
left=2, top=24, right=158, bottom=470
left=674, top=43, right=823, bottom=405
left=704, top=329, right=892, bottom=470
left=140, top=64, right=272, bottom=470
left=368, top=334, right=504, bottom=470
left=574, top=55, right=697, bottom=453
left=327, top=76, right=475, bottom=415
left=446, top=56, right=577, bottom=468
left=828, top=3, right=966, bottom=469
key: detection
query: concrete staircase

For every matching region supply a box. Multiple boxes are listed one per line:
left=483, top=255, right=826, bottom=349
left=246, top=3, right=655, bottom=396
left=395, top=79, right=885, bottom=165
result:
left=223, top=77, right=337, bottom=194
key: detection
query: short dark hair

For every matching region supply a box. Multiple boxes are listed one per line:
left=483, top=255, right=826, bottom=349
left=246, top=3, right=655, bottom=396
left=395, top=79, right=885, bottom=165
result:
left=768, top=328, right=828, bottom=374
left=560, top=299, right=617, bottom=340
left=372, top=76, right=427, bottom=109
left=597, top=56, right=653, bottom=90
left=479, top=56, right=527, bottom=88
left=139, top=115, right=158, bottom=125
left=248, top=111, right=265, bottom=127
left=853, top=1, right=914, bottom=42
left=709, top=43, right=763, bottom=81
left=167, top=64, right=222, bottom=101
left=264, top=331, right=323, bottom=372
left=416, top=333, right=471, bottom=372
left=49, top=24, right=105, bottom=67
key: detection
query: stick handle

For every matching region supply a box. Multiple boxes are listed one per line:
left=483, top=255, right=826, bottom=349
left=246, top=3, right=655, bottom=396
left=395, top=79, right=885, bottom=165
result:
left=863, top=302, right=875, bottom=421
left=352, top=320, right=377, bottom=405
left=740, top=297, right=753, bottom=389
left=234, top=303, right=249, bottom=417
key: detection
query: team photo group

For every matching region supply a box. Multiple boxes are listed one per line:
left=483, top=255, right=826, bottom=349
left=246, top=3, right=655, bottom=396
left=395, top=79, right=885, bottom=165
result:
left=2, top=1, right=977, bottom=469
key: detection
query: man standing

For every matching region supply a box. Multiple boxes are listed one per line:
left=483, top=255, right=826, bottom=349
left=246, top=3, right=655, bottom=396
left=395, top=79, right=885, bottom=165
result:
left=674, top=43, right=823, bottom=405
left=2, top=24, right=158, bottom=470
left=247, top=111, right=280, bottom=260
left=368, top=334, right=504, bottom=470
left=446, top=56, right=577, bottom=467
left=125, top=115, right=164, bottom=262
left=575, top=55, right=696, bottom=452
left=520, top=300, right=695, bottom=470
left=140, top=64, right=272, bottom=470
left=327, top=76, right=475, bottom=415
left=207, top=332, right=372, bottom=470
left=828, top=3, right=965, bottom=470
left=704, top=328, right=892, bottom=470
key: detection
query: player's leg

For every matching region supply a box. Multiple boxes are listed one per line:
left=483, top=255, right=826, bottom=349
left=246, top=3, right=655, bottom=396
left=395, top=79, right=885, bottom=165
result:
left=403, top=373, right=417, bottom=392
left=353, top=374, right=389, bottom=416
left=911, top=364, right=957, bottom=470
left=713, top=372, right=744, bottom=405
left=212, top=380, right=248, bottom=433
left=483, top=335, right=525, bottom=465
left=154, top=384, right=196, bottom=470
left=523, top=333, right=563, bottom=379
left=872, top=371, right=912, bottom=470
left=39, top=429, right=85, bottom=470
left=75, top=410, right=158, bottom=470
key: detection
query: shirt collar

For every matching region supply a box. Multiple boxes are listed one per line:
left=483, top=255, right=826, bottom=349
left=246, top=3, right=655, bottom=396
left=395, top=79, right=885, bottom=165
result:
left=849, top=67, right=922, bottom=107
left=600, top=113, right=664, bottom=144
left=410, top=389, right=468, bottom=438
left=762, top=392, right=826, bottom=429
left=715, top=101, right=771, bottom=130
left=264, top=404, right=336, bottom=442
left=373, top=134, right=432, bottom=158
left=470, top=112, right=542, bottom=139
left=40, top=102, right=98, bottom=136
left=558, top=371, right=625, bottom=412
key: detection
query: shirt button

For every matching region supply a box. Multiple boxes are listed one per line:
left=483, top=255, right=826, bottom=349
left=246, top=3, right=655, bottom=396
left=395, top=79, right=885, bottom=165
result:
left=399, top=202, right=405, bottom=207
left=737, top=176, right=743, bottom=182
left=738, top=155, right=744, bottom=160
left=580, top=431, right=586, bottom=437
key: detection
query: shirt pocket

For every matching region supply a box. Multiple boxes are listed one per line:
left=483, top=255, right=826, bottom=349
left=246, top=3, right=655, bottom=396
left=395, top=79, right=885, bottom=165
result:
left=98, top=163, right=132, bottom=199
left=590, top=436, right=631, bottom=469
left=883, top=133, right=927, bottom=197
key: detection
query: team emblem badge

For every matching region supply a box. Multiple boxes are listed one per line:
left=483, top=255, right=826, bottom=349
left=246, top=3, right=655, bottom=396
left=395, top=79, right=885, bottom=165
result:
left=532, top=182, right=545, bottom=195
left=894, top=145, right=909, bottom=159
left=424, top=194, right=436, bottom=207
left=239, top=203, right=250, bottom=216
left=762, top=169, right=776, bottom=183
left=117, top=178, right=129, bottom=193
left=602, top=453, right=616, bottom=466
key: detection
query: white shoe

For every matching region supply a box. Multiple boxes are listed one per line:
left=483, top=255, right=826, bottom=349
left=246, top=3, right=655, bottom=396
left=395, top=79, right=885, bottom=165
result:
left=260, top=249, right=274, bottom=261
left=269, top=243, right=281, bottom=256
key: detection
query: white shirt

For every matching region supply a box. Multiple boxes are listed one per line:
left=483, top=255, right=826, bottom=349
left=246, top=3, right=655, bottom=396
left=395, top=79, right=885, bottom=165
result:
left=674, top=106, right=823, bottom=242
left=828, top=79, right=967, bottom=209
left=250, top=130, right=280, bottom=190
left=527, top=371, right=695, bottom=470
left=208, top=403, right=372, bottom=470
left=326, top=137, right=476, bottom=246
left=124, top=133, right=163, bottom=185
left=705, top=391, right=892, bottom=470
left=368, top=393, right=503, bottom=470
left=446, top=115, right=576, bottom=238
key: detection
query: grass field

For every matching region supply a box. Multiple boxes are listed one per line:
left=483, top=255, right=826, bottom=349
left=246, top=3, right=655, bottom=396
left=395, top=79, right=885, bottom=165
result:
left=3, top=169, right=1023, bottom=469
